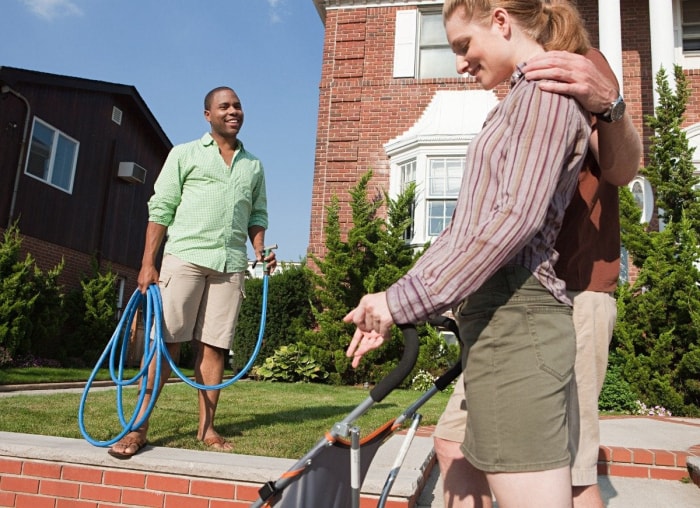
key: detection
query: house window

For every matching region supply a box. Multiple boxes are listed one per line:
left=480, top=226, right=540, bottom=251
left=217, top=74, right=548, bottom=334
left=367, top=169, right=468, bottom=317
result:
left=25, top=117, right=79, bottom=193
left=386, top=90, right=498, bottom=246
left=400, top=160, right=417, bottom=240
left=427, top=157, right=463, bottom=236
left=401, top=159, right=416, bottom=188
left=418, top=11, right=459, bottom=78
left=393, top=9, right=461, bottom=79
left=682, top=0, right=700, bottom=51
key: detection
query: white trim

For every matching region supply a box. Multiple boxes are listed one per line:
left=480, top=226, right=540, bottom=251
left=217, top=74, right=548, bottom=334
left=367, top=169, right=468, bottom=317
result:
left=386, top=89, right=498, bottom=246
left=649, top=0, right=678, bottom=103
left=385, top=89, right=498, bottom=156
left=323, top=0, right=442, bottom=11
left=628, top=176, right=654, bottom=224
left=393, top=9, right=417, bottom=78
left=672, top=0, right=700, bottom=69
left=598, top=0, right=624, bottom=93
left=684, top=122, right=700, bottom=170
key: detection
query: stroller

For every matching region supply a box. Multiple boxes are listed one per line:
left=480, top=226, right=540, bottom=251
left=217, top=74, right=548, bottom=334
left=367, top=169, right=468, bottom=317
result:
left=250, top=316, right=463, bottom=508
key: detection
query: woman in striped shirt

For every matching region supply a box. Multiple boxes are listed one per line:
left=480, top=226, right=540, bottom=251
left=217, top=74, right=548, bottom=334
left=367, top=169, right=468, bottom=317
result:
left=345, top=1, right=592, bottom=506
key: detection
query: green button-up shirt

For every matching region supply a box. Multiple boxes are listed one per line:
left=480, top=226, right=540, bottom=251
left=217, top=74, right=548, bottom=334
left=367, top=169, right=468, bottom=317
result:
left=148, top=133, right=268, bottom=273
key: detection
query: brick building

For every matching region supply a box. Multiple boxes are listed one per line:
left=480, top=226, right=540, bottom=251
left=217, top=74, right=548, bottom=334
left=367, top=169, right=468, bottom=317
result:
left=308, top=0, right=700, bottom=274
left=0, top=67, right=171, bottom=307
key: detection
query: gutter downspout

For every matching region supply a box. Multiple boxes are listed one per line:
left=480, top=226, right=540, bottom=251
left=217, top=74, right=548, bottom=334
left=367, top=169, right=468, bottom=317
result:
left=1, top=84, right=31, bottom=228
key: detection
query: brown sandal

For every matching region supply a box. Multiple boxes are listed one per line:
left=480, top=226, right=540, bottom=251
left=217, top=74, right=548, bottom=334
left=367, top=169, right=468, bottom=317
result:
left=201, top=435, right=233, bottom=451
left=108, top=432, right=148, bottom=459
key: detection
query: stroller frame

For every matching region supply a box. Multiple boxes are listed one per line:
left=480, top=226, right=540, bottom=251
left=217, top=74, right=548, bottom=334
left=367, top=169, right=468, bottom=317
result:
left=250, top=316, right=462, bottom=508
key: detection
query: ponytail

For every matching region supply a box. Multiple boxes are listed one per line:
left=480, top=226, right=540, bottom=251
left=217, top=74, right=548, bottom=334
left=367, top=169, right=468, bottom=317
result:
left=541, top=0, right=590, bottom=53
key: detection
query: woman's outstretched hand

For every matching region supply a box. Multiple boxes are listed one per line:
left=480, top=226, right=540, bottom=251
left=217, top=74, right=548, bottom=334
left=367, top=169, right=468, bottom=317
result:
left=344, top=292, right=394, bottom=367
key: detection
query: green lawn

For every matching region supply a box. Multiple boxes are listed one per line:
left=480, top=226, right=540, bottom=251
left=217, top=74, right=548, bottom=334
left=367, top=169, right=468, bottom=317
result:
left=0, top=366, right=194, bottom=385
left=0, top=375, right=450, bottom=459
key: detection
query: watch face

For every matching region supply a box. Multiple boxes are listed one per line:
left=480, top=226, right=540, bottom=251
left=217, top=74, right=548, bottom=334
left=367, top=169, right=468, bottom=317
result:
left=610, top=98, right=626, bottom=122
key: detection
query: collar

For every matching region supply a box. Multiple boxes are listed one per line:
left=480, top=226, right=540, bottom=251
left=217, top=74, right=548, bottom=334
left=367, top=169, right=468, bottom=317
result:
left=200, top=132, right=243, bottom=151
left=510, top=63, right=526, bottom=88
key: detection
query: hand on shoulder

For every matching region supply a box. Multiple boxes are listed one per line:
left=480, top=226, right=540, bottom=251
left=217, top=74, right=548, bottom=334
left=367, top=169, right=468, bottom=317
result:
left=522, top=50, right=618, bottom=114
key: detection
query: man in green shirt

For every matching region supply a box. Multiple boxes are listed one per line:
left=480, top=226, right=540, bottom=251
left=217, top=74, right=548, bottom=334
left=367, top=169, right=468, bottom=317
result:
left=108, top=86, right=276, bottom=459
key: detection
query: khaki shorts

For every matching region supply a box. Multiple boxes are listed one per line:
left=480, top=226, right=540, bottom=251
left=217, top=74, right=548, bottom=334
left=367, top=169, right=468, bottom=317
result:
left=433, top=372, right=468, bottom=443
left=455, top=266, right=575, bottom=473
left=568, top=290, right=616, bottom=485
left=434, top=288, right=615, bottom=485
left=157, top=254, right=245, bottom=349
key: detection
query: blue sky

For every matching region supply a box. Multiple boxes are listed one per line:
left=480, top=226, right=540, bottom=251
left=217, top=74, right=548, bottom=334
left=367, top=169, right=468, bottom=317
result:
left=0, top=0, right=324, bottom=262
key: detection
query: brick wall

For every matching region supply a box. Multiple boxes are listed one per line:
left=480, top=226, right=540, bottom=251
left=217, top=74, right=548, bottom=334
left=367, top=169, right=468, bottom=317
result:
left=310, top=6, right=500, bottom=258
left=0, top=432, right=423, bottom=508
left=0, top=456, right=262, bottom=508
left=0, top=227, right=138, bottom=295
left=308, top=1, right=700, bottom=258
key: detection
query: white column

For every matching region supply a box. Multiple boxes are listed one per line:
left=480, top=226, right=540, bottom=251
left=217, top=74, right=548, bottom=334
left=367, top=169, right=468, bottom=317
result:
left=598, top=0, right=624, bottom=93
left=649, top=0, right=677, bottom=101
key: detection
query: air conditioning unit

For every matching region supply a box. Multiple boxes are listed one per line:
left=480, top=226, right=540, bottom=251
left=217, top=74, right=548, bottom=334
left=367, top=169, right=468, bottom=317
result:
left=117, top=162, right=147, bottom=184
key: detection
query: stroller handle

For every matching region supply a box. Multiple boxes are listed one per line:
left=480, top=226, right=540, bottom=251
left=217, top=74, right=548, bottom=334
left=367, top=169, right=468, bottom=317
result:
left=369, top=323, right=420, bottom=403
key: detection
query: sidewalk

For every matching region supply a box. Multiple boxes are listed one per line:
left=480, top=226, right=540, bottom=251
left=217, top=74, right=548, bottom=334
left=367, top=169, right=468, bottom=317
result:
left=413, top=415, right=700, bottom=508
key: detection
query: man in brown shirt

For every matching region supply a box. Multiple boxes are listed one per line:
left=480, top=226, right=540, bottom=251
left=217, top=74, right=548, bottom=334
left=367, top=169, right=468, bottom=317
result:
left=430, top=48, right=641, bottom=508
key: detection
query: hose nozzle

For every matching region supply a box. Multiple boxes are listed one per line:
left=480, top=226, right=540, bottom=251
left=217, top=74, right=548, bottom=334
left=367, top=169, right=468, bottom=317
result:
left=252, top=244, right=278, bottom=274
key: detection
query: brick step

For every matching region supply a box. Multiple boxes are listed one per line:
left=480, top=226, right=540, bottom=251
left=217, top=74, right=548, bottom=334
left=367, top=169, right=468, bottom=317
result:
left=415, top=425, right=698, bottom=484
left=599, top=444, right=700, bottom=482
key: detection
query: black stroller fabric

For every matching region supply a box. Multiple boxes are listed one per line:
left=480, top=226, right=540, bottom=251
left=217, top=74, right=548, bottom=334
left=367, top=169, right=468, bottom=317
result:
left=271, top=420, right=396, bottom=508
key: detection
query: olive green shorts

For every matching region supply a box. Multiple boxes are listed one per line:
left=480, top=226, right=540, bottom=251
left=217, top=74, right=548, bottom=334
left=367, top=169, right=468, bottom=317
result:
left=456, top=266, right=575, bottom=473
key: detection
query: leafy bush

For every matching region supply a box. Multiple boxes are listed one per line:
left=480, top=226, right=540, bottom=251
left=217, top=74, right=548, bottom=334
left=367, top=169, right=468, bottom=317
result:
left=0, top=224, right=65, bottom=361
left=25, top=260, right=67, bottom=360
left=233, top=263, right=314, bottom=374
left=615, top=66, right=700, bottom=416
left=306, top=172, right=428, bottom=385
left=598, top=361, right=639, bottom=413
left=413, top=324, right=460, bottom=379
left=252, top=343, right=328, bottom=383
left=61, top=260, right=118, bottom=366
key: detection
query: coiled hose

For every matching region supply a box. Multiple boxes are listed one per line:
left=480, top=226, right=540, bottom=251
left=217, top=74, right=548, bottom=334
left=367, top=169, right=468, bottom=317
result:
left=78, top=271, right=269, bottom=447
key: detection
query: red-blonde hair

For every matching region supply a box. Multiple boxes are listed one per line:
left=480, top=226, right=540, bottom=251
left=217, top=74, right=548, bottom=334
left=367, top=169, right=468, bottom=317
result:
left=443, top=0, right=590, bottom=54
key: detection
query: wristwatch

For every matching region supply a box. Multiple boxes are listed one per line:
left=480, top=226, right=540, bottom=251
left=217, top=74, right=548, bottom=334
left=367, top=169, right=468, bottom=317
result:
left=596, top=93, right=626, bottom=123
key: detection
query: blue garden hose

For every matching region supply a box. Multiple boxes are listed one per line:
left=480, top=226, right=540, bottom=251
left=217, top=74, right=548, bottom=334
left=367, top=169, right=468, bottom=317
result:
left=78, top=258, right=272, bottom=448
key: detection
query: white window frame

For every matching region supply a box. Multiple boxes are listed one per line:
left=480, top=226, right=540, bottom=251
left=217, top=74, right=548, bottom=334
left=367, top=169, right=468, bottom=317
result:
left=399, top=159, right=417, bottom=241
left=386, top=89, right=498, bottom=247
left=417, top=9, right=460, bottom=79
left=393, top=8, right=462, bottom=79
left=426, top=156, right=463, bottom=237
left=389, top=146, right=467, bottom=247
left=24, top=117, right=79, bottom=194
left=674, top=0, right=700, bottom=69
left=686, top=122, right=700, bottom=272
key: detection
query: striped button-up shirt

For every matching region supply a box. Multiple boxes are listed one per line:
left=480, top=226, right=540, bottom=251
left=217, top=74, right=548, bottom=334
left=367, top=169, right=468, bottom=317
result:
left=148, top=132, right=268, bottom=273
left=387, top=69, right=591, bottom=325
